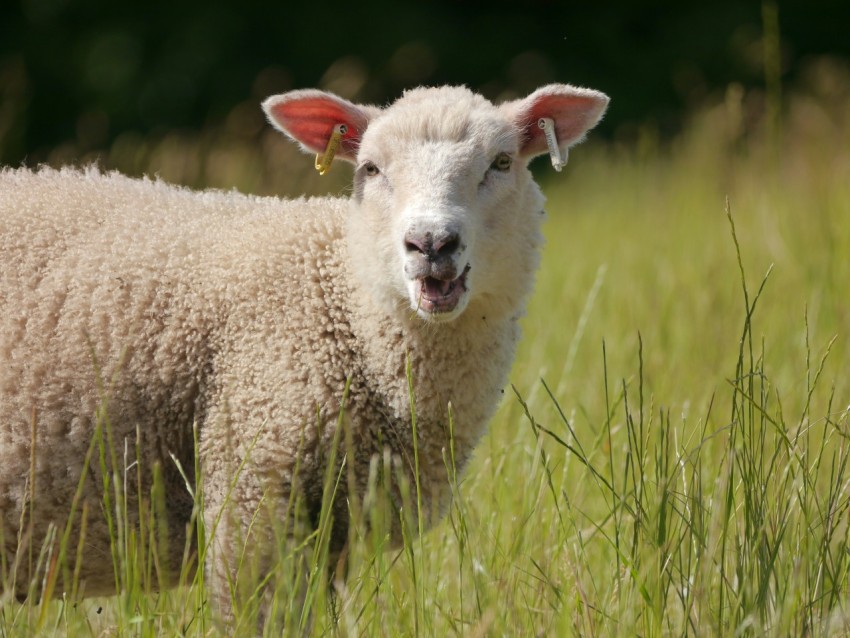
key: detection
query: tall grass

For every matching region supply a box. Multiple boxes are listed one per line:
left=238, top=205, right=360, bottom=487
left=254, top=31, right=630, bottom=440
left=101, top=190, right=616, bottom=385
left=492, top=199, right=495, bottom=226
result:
left=2, top=64, right=850, bottom=635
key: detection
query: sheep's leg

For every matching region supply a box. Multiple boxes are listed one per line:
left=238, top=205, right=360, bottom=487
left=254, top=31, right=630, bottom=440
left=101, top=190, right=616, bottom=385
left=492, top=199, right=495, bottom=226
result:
left=201, top=472, right=245, bottom=628
left=199, top=354, right=324, bottom=631
left=201, top=464, right=316, bottom=634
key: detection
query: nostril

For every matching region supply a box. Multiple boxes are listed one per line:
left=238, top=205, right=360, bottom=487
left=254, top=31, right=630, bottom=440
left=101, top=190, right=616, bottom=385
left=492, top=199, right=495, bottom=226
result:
left=436, top=234, right=460, bottom=257
left=405, top=235, right=427, bottom=254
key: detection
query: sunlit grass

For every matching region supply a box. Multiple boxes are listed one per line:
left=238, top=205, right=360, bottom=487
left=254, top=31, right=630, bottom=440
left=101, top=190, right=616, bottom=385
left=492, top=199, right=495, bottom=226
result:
left=2, top=73, right=850, bottom=635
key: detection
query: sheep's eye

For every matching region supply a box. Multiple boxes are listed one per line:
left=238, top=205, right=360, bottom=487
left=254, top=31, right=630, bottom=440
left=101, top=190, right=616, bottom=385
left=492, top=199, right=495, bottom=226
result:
left=363, top=161, right=380, bottom=177
left=491, top=152, right=512, bottom=172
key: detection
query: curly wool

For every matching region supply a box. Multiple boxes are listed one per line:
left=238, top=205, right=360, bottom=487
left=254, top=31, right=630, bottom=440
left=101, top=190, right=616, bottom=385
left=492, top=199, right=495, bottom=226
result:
left=0, top=84, right=608, bottom=612
left=0, top=165, right=522, bottom=595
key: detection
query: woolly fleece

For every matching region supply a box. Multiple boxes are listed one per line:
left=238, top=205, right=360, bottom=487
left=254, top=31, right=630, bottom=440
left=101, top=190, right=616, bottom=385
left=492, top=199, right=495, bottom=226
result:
left=0, top=84, right=608, bottom=609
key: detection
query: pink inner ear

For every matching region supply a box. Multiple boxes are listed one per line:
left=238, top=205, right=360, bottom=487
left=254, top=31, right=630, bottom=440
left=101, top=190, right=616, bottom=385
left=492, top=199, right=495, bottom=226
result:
left=517, top=90, right=608, bottom=158
left=265, top=93, right=370, bottom=159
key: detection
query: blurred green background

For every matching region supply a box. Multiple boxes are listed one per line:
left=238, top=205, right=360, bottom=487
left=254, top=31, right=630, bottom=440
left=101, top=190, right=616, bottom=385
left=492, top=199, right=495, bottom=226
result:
left=2, top=4, right=850, bottom=635
left=1, top=0, right=848, bottom=182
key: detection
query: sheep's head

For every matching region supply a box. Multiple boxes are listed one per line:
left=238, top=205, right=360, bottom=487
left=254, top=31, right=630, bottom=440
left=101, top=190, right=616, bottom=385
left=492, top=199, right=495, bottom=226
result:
left=263, top=84, right=608, bottom=323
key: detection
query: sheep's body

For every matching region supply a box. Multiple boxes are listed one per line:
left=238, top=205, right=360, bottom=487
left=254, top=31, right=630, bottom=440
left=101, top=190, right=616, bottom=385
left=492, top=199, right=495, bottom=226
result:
left=0, top=84, right=607, bottom=619
left=0, top=166, right=521, bottom=596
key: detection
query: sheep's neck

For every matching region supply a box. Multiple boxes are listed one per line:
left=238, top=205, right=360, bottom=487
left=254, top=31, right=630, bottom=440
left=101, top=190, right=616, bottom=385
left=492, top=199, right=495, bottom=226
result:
left=348, top=291, right=519, bottom=476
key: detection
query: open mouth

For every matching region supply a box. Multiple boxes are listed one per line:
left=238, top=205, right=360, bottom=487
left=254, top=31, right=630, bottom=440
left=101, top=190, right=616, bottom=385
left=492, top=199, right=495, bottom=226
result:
left=416, top=267, right=469, bottom=314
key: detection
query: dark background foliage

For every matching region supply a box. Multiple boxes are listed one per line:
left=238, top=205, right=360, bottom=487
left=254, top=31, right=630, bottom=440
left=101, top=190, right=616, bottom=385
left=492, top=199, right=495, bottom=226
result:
left=1, top=0, right=848, bottom=166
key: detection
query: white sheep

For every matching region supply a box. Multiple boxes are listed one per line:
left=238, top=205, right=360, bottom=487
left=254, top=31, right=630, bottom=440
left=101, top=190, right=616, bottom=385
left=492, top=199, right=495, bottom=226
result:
left=0, top=83, right=608, bottom=625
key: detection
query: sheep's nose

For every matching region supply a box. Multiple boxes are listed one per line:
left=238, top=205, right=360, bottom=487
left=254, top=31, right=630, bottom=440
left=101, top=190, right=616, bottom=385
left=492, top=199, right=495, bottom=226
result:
left=404, top=231, right=460, bottom=260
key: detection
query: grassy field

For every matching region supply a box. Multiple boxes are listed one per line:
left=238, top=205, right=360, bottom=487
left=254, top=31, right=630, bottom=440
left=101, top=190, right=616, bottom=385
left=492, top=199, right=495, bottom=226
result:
left=2, top=77, right=850, bottom=636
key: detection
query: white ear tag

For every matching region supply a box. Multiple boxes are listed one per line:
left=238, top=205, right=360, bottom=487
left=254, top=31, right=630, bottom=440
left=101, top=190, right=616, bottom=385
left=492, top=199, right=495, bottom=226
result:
left=538, top=117, right=568, bottom=172
left=314, top=123, right=348, bottom=176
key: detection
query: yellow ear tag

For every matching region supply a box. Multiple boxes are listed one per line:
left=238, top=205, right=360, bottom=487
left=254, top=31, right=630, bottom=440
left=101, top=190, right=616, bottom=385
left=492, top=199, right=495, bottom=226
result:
left=538, top=117, right=568, bottom=172
left=314, top=123, right=348, bottom=175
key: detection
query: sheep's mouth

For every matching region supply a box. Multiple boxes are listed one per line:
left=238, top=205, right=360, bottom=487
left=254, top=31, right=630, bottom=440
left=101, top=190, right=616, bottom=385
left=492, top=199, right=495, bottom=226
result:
left=416, top=267, right=469, bottom=314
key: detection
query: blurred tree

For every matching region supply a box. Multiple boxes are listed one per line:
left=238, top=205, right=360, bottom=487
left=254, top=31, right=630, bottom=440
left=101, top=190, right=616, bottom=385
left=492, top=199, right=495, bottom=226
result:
left=0, top=0, right=848, bottom=165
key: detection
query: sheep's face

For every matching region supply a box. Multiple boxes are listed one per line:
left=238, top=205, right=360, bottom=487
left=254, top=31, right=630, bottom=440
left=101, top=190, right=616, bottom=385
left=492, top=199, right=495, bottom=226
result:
left=263, top=84, right=609, bottom=323
left=350, top=91, right=528, bottom=323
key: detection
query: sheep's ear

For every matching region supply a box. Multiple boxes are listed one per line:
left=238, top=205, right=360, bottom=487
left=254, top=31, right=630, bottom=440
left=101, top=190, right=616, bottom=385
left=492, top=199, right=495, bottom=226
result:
left=504, top=84, right=609, bottom=160
left=262, top=90, right=380, bottom=163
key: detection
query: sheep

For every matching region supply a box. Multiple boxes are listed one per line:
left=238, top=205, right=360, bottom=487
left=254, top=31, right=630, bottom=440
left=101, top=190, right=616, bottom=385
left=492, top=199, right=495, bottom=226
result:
left=0, top=83, right=608, bottom=625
